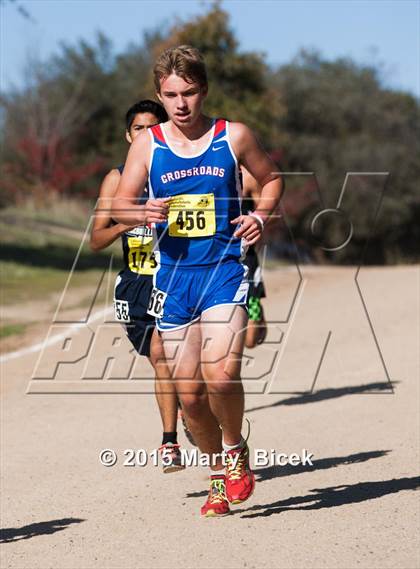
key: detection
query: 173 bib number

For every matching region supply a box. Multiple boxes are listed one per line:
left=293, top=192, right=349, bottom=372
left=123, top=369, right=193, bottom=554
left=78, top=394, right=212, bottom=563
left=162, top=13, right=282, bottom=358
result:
left=127, top=237, right=157, bottom=275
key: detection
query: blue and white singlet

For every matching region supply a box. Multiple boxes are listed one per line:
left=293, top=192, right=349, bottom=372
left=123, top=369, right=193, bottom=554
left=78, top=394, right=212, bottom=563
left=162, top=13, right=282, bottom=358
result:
left=148, top=119, right=242, bottom=268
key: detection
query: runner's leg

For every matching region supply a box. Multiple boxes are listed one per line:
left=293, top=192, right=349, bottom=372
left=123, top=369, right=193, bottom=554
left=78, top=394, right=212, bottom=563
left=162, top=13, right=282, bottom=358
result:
left=200, top=303, right=255, bottom=505
left=245, top=298, right=267, bottom=348
left=149, top=328, right=178, bottom=434
left=160, top=322, right=223, bottom=463
left=200, top=304, right=247, bottom=445
left=149, top=328, right=185, bottom=472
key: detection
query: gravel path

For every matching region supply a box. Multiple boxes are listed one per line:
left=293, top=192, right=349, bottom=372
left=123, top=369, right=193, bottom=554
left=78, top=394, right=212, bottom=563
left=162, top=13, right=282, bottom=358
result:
left=1, top=265, right=419, bottom=569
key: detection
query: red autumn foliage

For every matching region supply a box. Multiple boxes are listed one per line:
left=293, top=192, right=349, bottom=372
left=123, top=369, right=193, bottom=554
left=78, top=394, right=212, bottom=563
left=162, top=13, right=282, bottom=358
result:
left=14, top=132, right=104, bottom=194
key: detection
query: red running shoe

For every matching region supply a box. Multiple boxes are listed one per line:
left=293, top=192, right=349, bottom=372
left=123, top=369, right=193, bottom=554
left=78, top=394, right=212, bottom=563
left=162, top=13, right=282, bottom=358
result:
left=201, top=475, right=230, bottom=517
left=225, top=444, right=255, bottom=504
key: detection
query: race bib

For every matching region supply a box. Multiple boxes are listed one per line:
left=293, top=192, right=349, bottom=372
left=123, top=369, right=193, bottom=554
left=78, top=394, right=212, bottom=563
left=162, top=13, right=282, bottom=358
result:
left=168, top=193, right=216, bottom=238
left=147, top=287, right=167, bottom=318
left=114, top=299, right=130, bottom=322
left=127, top=236, right=158, bottom=275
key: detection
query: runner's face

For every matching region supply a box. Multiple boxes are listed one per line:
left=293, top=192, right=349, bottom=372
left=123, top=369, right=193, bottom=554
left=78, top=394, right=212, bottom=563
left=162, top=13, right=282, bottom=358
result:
left=158, top=73, right=207, bottom=128
left=126, top=112, right=159, bottom=143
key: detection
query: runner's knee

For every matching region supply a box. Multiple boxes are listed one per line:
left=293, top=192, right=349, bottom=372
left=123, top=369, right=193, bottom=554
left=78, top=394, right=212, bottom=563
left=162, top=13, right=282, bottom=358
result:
left=179, top=392, right=208, bottom=420
left=206, top=370, right=242, bottom=395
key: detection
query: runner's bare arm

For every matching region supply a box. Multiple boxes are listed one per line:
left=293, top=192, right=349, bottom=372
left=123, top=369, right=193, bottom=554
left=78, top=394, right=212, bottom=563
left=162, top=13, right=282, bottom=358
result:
left=241, top=167, right=261, bottom=202
left=111, top=130, right=169, bottom=225
left=90, top=169, right=139, bottom=252
left=240, top=167, right=265, bottom=253
left=230, top=123, right=283, bottom=244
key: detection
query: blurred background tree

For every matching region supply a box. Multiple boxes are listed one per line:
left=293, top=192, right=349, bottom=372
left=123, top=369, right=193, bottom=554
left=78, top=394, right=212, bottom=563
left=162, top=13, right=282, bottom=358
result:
left=0, top=3, right=418, bottom=263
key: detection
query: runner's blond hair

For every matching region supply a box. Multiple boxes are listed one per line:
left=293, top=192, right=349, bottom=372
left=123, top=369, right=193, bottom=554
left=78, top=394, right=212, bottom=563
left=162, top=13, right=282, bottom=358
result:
left=153, top=45, right=208, bottom=92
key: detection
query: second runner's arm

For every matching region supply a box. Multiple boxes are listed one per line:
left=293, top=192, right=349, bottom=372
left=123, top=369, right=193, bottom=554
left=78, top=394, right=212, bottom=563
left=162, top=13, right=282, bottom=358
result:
left=111, top=129, right=169, bottom=225
left=90, top=169, right=138, bottom=252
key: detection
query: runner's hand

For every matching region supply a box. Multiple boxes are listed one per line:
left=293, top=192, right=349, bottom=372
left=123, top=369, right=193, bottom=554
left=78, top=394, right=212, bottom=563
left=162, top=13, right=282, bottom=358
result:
left=145, top=198, right=170, bottom=224
left=231, top=214, right=263, bottom=245
left=119, top=223, right=142, bottom=232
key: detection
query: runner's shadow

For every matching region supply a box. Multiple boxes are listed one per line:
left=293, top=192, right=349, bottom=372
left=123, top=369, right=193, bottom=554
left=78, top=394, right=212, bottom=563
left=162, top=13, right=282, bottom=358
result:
left=185, top=450, right=390, bottom=498
left=245, top=381, right=397, bottom=414
left=0, top=517, right=85, bottom=543
left=238, top=476, right=420, bottom=518
left=186, top=489, right=210, bottom=498
left=255, top=450, right=390, bottom=482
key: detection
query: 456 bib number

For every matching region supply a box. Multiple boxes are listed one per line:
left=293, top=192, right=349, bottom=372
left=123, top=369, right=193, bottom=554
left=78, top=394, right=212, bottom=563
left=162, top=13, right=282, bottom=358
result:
left=175, top=210, right=206, bottom=231
left=168, top=193, right=215, bottom=238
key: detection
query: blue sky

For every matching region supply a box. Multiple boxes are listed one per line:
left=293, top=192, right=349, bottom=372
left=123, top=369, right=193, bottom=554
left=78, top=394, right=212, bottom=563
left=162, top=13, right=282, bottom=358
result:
left=1, top=0, right=419, bottom=96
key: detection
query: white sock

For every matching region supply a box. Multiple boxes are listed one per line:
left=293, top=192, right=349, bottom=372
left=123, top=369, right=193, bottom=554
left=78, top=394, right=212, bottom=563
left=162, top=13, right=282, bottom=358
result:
left=209, top=468, right=225, bottom=478
left=222, top=437, right=244, bottom=452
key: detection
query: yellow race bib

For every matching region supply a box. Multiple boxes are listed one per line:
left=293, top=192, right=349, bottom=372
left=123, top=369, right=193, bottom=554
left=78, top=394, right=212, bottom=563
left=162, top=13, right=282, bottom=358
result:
left=127, top=235, right=157, bottom=275
left=168, top=193, right=216, bottom=238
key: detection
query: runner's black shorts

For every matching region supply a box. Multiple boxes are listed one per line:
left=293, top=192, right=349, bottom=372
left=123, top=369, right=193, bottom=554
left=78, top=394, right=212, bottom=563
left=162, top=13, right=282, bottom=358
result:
left=114, top=269, right=155, bottom=357
left=244, top=247, right=266, bottom=299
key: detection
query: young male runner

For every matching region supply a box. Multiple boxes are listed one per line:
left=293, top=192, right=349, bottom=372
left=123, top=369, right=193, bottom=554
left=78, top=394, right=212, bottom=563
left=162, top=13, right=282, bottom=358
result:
left=241, top=167, right=268, bottom=348
left=90, top=100, right=186, bottom=473
left=112, top=46, right=283, bottom=516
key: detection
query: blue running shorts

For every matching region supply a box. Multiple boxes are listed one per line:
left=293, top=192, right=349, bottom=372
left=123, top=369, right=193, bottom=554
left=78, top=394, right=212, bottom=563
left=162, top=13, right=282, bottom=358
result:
left=149, top=260, right=249, bottom=332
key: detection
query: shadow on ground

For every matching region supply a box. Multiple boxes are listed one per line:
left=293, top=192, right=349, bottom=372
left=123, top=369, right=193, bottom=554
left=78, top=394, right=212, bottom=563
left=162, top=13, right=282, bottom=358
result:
left=255, top=450, right=390, bottom=482
left=245, top=382, right=397, bottom=413
left=185, top=450, right=390, bottom=498
left=0, top=517, right=85, bottom=543
left=239, top=476, right=420, bottom=518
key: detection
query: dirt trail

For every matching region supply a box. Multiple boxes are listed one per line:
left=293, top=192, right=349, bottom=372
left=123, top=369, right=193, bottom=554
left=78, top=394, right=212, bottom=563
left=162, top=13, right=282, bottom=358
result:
left=0, top=284, right=107, bottom=355
left=1, top=265, right=419, bottom=569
